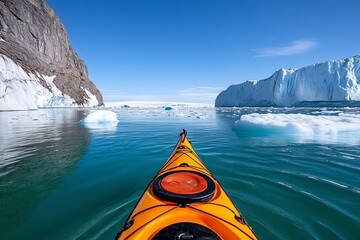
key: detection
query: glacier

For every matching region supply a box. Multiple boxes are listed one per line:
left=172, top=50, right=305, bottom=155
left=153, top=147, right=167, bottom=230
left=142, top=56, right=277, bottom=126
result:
left=215, top=55, right=360, bottom=107
left=0, top=54, right=99, bottom=111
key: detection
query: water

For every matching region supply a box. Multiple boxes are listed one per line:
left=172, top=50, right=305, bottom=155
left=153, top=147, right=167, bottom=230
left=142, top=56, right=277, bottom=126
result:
left=0, top=107, right=359, bottom=239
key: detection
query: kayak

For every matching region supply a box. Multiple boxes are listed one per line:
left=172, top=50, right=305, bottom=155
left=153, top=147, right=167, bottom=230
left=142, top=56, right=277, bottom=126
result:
left=115, top=130, right=258, bottom=240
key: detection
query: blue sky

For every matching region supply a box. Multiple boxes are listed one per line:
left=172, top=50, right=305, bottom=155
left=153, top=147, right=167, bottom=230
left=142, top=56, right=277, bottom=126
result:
left=47, top=0, right=360, bottom=104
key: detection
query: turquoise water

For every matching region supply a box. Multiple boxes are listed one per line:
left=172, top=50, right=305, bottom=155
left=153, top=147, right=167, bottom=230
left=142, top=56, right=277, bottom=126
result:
left=0, top=107, right=359, bottom=239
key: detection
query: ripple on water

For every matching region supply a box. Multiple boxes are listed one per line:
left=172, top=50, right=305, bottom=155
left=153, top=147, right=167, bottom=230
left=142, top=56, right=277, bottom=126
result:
left=1, top=107, right=360, bottom=239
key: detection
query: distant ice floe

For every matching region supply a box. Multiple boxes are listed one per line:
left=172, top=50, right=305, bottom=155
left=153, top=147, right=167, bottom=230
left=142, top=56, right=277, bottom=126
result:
left=105, top=101, right=213, bottom=108
left=104, top=101, right=213, bottom=120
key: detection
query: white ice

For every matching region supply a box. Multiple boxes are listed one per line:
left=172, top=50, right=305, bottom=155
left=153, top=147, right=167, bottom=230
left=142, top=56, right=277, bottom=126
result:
left=0, top=54, right=99, bottom=111
left=216, top=55, right=360, bottom=106
left=83, top=110, right=119, bottom=123
left=236, top=113, right=360, bottom=136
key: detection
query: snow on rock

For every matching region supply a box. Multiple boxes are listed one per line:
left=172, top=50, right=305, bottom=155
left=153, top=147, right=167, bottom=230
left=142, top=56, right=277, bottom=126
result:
left=0, top=54, right=99, bottom=111
left=83, top=88, right=99, bottom=107
left=83, top=110, right=119, bottom=123
left=215, top=55, right=360, bottom=106
left=0, top=0, right=103, bottom=108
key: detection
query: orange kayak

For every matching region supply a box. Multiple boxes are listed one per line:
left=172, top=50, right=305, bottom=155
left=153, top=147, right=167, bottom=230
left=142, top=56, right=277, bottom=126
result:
left=116, top=130, right=258, bottom=240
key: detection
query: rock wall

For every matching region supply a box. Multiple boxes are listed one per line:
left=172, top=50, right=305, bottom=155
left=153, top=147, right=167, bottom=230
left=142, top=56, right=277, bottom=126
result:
left=0, top=0, right=103, bottom=109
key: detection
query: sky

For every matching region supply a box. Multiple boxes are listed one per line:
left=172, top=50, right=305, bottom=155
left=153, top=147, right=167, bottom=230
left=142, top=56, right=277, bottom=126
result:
left=47, top=0, right=360, bottom=104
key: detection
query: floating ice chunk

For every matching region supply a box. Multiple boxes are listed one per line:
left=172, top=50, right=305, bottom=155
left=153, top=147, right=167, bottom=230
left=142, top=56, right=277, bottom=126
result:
left=83, top=110, right=119, bottom=123
left=235, top=113, right=360, bottom=136
left=175, top=112, right=185, bottom=117
left=82, top=110, right=119, bottom=132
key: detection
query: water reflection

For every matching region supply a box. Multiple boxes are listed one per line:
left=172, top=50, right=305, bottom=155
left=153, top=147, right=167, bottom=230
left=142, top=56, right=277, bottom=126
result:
left=0, top=109, right=90, bottom=237
left=82, top=121, right=119, bottom=133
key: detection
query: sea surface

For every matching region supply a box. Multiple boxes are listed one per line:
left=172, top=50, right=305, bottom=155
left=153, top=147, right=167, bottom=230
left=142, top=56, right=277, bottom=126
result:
left=0, top=106, right=359, bottom=240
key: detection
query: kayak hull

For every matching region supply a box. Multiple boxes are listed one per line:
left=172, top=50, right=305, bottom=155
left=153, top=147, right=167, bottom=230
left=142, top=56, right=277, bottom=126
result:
left=116, top=130, right=258, bottom=240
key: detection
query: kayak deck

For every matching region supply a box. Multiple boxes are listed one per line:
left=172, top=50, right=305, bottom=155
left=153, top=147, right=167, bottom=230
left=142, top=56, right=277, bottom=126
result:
left=116, top=130, right=258, bottom=240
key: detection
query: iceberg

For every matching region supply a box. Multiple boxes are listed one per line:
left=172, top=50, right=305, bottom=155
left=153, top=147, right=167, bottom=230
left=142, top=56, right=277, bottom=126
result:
left=235, top=113, right=360, bottom=136
left=215, top=55, right=360, bottom=107
left=82, top=110, right=119, bottom=132
left=83, top=110, right=119, bottom=123
left=233, top=112, right=360, bottom=145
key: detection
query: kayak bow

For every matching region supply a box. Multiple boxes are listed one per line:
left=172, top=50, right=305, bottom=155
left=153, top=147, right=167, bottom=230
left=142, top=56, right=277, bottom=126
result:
left=116, top=130, right=258, bottom=240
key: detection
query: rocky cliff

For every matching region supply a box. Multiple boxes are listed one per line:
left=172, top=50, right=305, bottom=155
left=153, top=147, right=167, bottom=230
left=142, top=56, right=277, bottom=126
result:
left=0, top=0, right=103, bottom=110
left=215, top=55, right=360, bottom=107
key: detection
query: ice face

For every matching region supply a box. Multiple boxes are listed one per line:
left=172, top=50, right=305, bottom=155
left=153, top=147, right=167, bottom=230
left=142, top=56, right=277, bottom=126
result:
left=215, top=56, right=360, bottom=107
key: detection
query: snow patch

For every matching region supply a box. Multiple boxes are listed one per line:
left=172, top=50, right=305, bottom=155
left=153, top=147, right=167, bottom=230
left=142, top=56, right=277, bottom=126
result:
left=81, top=88, right=98, bottom=107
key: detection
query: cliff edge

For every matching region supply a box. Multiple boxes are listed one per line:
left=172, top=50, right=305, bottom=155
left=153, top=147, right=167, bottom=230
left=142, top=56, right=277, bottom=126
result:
left=0, top=0, right=103, bottom=110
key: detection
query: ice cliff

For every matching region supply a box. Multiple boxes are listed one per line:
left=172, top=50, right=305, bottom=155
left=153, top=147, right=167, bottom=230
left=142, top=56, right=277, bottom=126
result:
left=0, top=0, right=103, bottom=110
left=215, top=55, right=360, bottom=107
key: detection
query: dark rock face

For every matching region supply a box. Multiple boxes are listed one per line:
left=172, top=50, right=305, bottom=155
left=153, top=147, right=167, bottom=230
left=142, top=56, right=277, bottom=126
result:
left=0, top=0, right=103, bottom=106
